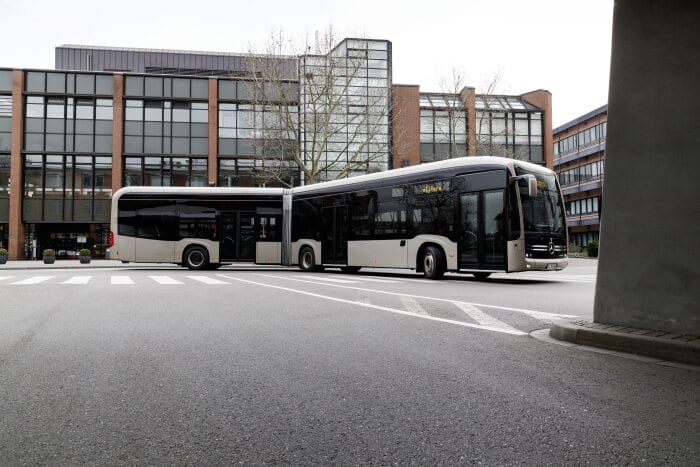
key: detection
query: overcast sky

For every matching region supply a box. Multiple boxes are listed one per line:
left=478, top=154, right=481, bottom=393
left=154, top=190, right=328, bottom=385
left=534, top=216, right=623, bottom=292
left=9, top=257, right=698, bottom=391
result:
left=0, top=0, right=613, bottom=127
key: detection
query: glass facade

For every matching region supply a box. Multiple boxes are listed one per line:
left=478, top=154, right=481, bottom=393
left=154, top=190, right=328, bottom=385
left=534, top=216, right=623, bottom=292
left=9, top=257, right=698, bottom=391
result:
left=299, top=39, right=391, bottom=182
left=555, top=121, right=606, bottom=156
left=475, top=96, right=544, bottom=163
left=218, top=78, right=300, bottom=188
left=419, top=94, right=467, bottom=162
left=123, top=75, right=209, bottom=186
left=0, top=94, right=10, bottom=223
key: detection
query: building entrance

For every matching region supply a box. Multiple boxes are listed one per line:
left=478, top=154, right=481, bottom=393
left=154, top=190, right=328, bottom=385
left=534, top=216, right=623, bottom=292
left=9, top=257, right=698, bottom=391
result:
left=25, top=223, right=110, bottom=260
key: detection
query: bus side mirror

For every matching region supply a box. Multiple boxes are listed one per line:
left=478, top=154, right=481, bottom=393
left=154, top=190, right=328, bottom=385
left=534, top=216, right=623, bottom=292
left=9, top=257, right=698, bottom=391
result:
left=509, top=174, right=538, bottom=198
left=527, top=176, right=537, bottom=198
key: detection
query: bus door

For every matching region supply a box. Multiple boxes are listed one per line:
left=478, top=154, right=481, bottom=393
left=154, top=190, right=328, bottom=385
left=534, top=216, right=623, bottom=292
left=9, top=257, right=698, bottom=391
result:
left=458, top=190, right=506, bottom=270
left=322, top=205, right=347, bottom=264
left=220, top=211, right=256, bottom=262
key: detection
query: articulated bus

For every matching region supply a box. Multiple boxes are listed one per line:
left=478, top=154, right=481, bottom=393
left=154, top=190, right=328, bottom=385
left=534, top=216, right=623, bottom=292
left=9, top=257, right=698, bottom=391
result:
left=109, top=187, right=285, bottom=269
left=109, top=157, right=568, bottom=278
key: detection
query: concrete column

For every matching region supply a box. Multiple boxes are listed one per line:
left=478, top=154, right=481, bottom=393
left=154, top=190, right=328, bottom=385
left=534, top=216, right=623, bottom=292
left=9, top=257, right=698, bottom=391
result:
left=8, top=70, right=24, bottom=260
left=208, top=79, right=218, bottom=186
left=111, top=74, right=123, bottom=192
left=391, top=85, right=420, bottom=168
left=521, top=90, right=553, bottom=169
left=594, top=0, right=700, bottom=335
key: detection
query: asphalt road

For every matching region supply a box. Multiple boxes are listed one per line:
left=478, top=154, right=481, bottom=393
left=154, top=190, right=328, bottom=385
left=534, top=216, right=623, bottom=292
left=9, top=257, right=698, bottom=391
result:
left=1, top=259, right=698, bottom=465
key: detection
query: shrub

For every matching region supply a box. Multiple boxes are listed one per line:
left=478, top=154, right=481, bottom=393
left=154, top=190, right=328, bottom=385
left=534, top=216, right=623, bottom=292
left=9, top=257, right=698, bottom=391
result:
left=586, top=240, right=599, bottom=258
left=43, top=248, right=56, bottom=257
left=79, top=249, right=91, bottom=257
left=0, top=248, right=7, bottom=256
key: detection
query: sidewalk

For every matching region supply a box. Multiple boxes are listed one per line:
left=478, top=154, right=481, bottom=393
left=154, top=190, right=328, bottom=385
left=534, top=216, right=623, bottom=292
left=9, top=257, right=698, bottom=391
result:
left=0, top=259, right=292, bottom=270
left=548, top=319, right=700, bottom=366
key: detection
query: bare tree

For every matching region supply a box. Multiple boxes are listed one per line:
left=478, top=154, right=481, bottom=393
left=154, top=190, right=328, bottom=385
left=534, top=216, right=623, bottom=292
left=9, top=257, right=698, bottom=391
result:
left=435, top=68, right=528, bottom=161
left=241, top=27, right=398, bottom=186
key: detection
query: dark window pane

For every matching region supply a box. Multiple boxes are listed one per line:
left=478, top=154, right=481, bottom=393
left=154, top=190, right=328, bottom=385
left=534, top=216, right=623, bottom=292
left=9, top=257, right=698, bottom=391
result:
left=46, top=73, right=66, bottom=93
left=172, top=78, right=190, bottom=98
left=125, top=76, right=144, bottom=96
left=219, top=80, right=236, bottom=100
left=191, top=79, right=208, bottom=99
left=26, top=72, right=45, bottom=92
left=76, top=74, right=95, bottom=94
left=145, top=77, right=163, bottom=97
left=96, top=75, right=113, bottom=95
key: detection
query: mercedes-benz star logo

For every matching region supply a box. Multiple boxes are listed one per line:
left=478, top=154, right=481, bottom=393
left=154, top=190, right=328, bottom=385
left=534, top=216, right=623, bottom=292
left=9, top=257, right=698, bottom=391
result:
left=548, top=240, right=555, bottom=256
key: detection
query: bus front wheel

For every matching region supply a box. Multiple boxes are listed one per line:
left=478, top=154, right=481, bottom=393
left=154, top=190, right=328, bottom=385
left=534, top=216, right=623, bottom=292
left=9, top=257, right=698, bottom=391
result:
left=422, top=246, right=446, bottom=280
left=299, top=247, right=316, bottom=272
left=183, top=246, right=209, bottom=270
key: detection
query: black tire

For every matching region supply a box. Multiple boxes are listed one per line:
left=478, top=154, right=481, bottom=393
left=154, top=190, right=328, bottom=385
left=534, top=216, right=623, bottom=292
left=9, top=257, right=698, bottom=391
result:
left=207, top=263, right=222, bottom=270
left=422, top=246, right=446, bottom=280
left=340, top=266, right=361, bottom=273
left=299, top=246, right=316, bottom=272
left=183, top=246, right=209, bottom=270
left=472, top=272, right=492, bottom=280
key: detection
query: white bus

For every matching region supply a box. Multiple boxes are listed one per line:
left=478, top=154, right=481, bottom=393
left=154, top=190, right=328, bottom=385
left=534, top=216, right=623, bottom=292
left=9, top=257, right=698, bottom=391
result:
left=288, top=157, right=568, bottom=279
left=109, top=157, right=568, bottom=278
left=109, top=187, right=285, bottom=270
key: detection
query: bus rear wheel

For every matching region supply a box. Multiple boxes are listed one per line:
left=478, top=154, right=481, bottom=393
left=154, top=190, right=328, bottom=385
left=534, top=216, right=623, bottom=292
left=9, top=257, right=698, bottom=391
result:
left=299, top=247, right=316, bottom=272
left=472, top=272, right=492, bottom=280
left=183, top=246, right=209, bottom=270
left=422, top=246, right=446, bottom=280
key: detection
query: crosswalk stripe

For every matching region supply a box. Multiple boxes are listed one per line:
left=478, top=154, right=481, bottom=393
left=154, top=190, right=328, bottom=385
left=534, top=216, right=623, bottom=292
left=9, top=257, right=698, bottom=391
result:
left=453, top=302, right=522, bottom=334
left=150, top=275, right=183, bottom=285
left=111, top=276, right=134, bottom=285
left=12, top=276, right=54, bottom=285
left=400, top=296, right=430, bottom=316
left=186, top=275, right=229, bottom=285
left=62, top=276, right=92, bottom=285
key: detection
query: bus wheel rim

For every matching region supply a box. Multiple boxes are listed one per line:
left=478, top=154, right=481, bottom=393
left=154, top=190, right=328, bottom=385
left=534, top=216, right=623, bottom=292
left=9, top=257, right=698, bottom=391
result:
left=424, top=253, right=434, bottom=274
left=190, top=251, right=204, bottom=267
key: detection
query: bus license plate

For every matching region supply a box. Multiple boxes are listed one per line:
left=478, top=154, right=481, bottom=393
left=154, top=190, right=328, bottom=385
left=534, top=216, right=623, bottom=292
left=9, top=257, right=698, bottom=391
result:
left=546, top=263, right=557, bottom=270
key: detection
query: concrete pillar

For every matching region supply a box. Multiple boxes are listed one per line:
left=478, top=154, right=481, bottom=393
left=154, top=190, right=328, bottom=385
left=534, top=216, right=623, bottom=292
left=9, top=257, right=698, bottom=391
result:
left=594, top=0, right=700, bottom=335
left=208, top=79, right=218, bottom=186
left=8, top=70, right=24, bottom=260
left=391, top=85, right=420, bottom=168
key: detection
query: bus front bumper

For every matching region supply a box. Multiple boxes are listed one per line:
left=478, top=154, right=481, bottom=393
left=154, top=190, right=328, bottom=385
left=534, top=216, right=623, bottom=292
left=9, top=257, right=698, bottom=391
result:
left=525, top=257, right=568, bottom=271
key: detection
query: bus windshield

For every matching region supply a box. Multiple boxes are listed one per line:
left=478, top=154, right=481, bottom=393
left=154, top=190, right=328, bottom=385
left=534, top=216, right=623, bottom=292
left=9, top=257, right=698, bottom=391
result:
left=516, top=168, right=566, bottom=237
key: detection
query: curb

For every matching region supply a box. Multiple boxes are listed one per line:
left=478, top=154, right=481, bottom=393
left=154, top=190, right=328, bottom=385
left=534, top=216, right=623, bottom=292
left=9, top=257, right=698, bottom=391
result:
left=549, top=319, right=700, bottom=366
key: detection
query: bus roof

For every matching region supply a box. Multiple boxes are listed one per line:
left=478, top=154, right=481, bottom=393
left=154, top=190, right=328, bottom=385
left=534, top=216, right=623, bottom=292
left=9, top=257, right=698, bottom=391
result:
left=112, top=186, right=288, bottom=200
left=291, top=156, right=552, bottom=195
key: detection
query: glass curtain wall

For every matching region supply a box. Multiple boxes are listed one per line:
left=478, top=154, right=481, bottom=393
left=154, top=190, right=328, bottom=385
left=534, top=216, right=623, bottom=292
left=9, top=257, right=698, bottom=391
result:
left=123, top=75, right=208, bottom=186
left=419, top=94, right=468, bottom=162
left=0, top=71, right=11, bottom=225
left=217, top=79, right=299, bottom=187
left=475, top=96, right=544, bottom=164
left=299, top=39, right=391, bottom=182
left=22, top=71, right=114, bottom=223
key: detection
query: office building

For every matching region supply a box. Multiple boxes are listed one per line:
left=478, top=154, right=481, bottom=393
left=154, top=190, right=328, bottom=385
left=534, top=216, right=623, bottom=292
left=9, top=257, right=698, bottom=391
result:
left=0, top=38, right=551, bottom=260
left=553, top=105, right=607, bottom=248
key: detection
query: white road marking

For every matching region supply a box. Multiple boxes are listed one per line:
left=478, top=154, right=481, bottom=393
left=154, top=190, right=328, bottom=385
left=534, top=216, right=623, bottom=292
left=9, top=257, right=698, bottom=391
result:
left=11, top=276, right=54, bottom=285
left=454, top=302, right=522, bottom=334
left=186, top=275, right=229, bottom=285
left=0, top=276, right=14, bottom=282
left=62, top=276, right=92, bottom=285
left=399, top=296, right=430, bottom=316
left=253, top=273, right=578, bottom=320
left=300, top=275, right=359, bottom=284
left=352, top=277, right=402, bottom=283
left=111, top=276, right=135, bottom=285
left=150, top=275, right=184, bottom=285
left=217, top=274, right=526, bottom=336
